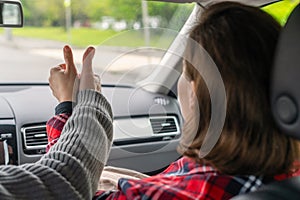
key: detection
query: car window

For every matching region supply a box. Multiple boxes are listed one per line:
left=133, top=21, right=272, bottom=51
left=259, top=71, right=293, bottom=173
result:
left=0, top=0, right=193, bottom=85
left=262, top=0, right=300, bottom=26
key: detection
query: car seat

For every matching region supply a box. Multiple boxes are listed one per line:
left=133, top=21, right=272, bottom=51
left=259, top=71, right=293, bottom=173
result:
left=232, top=3, right=300, bottom=200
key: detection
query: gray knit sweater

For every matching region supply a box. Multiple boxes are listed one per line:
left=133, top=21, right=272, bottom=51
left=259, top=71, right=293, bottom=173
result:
left=0, top=90, right=113, bottom=200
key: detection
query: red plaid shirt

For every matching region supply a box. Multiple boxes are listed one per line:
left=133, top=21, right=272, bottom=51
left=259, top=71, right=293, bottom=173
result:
left=46, top=114, right=300, bottom=200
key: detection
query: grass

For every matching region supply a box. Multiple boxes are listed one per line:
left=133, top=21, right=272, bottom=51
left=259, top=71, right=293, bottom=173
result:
left=0, top=26, right=175, bottom=48
left=10, top=27, right=118, bottom=47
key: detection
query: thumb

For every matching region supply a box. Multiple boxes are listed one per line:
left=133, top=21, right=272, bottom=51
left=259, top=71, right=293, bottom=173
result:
left=63, top=45, right=77, bottom=74
left=81, top=46, right=95, bottom=75
left=79, top=46, right=96, bottom=91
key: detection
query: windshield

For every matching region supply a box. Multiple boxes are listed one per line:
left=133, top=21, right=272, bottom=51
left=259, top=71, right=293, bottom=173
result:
left=0, top=0, right=193, bottom=85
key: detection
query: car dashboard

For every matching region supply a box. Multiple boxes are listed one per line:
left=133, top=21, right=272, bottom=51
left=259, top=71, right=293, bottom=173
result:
left=0, top=84, right=182, bottom=174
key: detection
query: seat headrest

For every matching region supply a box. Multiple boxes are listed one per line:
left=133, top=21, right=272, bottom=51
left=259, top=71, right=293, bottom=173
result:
left=271, top=4, right=300, bottom=139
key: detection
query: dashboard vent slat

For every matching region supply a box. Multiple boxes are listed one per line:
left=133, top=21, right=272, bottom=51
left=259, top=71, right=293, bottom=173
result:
left=150, top=117, right=180, bottom=136
left=21, top=125, right=48, bottom=150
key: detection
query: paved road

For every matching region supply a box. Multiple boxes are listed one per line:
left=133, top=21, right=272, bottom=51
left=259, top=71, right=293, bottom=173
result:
left=0, top=36, right=60, bottom=82
left=0, top=35, right=162, bottom=84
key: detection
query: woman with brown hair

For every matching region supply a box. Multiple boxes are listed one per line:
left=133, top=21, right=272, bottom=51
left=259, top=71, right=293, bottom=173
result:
left=177, top=1, right=300, bottom=178
left=47, top=2, right=300, bottom=199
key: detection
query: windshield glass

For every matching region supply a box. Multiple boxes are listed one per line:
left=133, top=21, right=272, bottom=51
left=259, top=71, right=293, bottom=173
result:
left=0, top=0, right=193, bottom=85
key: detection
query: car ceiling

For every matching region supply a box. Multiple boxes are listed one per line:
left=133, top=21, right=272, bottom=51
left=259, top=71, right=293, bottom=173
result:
left=150, top=0, right=281, bottom=7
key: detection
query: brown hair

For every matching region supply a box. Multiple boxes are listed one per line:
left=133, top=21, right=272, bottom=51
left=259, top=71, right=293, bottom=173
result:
left=178, top=2, right=300, bottom=177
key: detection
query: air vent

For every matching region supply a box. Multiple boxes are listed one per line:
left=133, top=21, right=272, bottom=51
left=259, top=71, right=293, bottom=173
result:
left=21, top=125, right=48, bottom=150
left=150, top=116, right=180, bottom=136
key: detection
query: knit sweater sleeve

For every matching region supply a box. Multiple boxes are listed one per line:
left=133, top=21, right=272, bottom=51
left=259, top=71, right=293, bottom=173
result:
left=0, top=90, right=113, bottom=200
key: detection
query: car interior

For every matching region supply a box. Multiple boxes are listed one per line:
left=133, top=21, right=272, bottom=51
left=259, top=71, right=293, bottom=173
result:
left=0, top=0, right=299, bottom=199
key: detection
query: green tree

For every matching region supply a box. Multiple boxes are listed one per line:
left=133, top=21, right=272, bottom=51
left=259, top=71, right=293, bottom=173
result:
left=71, top=0, right=89, bottom=23
left=21, top=0, right=64, bottom=26
left=84, top=0, right=111, bottom=21
left=107, top=0, right=141, bottom=21
left=20, top=0, right=191, bottom=29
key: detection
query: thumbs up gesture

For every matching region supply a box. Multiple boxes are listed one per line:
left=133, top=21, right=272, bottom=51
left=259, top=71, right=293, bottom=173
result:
left=49, top=45, right=100, bottom=103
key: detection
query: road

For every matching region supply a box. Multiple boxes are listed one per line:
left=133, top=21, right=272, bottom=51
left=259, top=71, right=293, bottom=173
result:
left=0, top=36, right=162, bottom=84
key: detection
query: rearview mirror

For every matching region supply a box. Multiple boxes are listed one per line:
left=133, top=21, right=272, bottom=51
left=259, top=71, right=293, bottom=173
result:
left=0, top=0, right=23, bottom=27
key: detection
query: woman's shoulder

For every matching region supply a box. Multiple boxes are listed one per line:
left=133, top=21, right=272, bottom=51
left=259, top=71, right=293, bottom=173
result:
left=115, top=157, right=264, bottom=200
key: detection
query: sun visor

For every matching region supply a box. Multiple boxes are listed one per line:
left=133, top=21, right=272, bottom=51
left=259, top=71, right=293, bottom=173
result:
left=148, top=0, right=280, bottom=7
